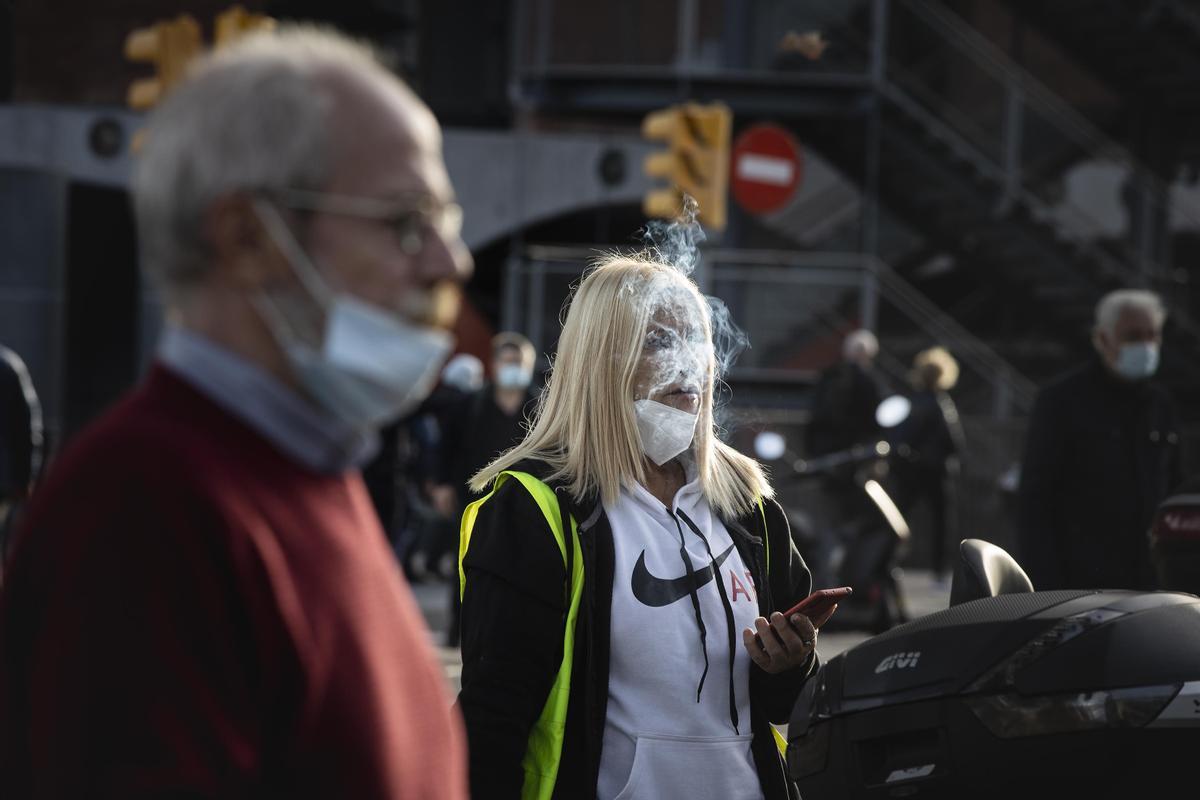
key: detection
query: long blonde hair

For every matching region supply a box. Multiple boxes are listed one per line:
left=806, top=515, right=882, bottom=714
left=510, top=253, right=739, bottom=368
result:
left=471, top=255, right=773, bottom=519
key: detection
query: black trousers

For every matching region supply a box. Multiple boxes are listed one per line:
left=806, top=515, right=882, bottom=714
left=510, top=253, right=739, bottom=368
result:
left=892, top=466, right=950, bottom=576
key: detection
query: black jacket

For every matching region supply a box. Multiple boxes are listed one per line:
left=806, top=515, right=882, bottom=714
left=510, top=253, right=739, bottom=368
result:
left=805, top=361, right=888, bottom=458
left=891, top=389, right=965, bottom=476
left=456, top=460, right=816, bottom=799
left=1017, top=359, right=1184, bottom=590
left=437, top=386, right=537, bottom=508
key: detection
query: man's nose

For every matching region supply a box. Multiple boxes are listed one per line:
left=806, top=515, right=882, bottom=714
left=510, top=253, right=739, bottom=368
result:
left=421, top=227, right=473, bottom=286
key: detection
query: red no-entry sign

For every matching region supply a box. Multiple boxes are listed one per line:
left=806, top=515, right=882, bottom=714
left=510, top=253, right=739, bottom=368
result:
left=730, top=124, right=803, bottom=215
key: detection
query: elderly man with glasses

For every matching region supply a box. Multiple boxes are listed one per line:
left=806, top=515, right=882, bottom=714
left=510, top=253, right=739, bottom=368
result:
left=0, top=27, right=471, bottom=799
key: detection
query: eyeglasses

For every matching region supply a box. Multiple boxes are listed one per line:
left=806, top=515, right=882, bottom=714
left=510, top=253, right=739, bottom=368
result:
left=273, top=188, right=463, bottom=256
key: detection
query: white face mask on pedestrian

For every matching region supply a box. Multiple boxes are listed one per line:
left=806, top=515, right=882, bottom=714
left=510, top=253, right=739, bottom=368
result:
left=252, top=199, right=453, bottom=428
left=634, top=398, right=699, bottom=466
left=1113, top=342, right=1160, bottom=381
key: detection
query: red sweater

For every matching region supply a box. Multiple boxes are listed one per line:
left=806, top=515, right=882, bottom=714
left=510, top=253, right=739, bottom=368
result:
left=0, top=366, right=466, bottom=799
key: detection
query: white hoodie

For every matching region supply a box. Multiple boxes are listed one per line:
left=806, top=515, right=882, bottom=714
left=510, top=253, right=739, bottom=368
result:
left=597, top=461, right=766, bottom=800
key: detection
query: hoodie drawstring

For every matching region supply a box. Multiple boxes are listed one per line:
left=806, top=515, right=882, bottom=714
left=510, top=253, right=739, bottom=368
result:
left=669, top=512, right=711, bottom=707
left=677, top=508, right=740, bottom=734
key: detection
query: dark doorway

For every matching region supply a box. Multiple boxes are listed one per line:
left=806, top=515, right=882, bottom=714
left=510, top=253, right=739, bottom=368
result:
left=62, top=183, right=139, bottom=440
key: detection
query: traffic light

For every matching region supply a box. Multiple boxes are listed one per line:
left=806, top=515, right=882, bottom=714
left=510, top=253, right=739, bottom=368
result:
left=214, top=5, right=277, bottom=48
left=641, top=102, right=732, bottom=231
left=124, top=7, right=276, bottom=113
left=124, top=15, right=203, bottom=110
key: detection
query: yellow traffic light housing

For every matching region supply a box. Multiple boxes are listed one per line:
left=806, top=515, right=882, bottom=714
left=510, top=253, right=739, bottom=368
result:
left=641, top=102, right=732, bottom=230
left=215, top=5, right=277, bottom=48
left=124, top=7, right=277, bottom=113
left=124, top=15, right=203, bottom=110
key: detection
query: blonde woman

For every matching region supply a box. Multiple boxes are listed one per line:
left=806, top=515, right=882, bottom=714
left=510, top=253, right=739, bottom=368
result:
left=890, top=346, right=966, bottom=581
left=455, top=256, right=825, bottom=800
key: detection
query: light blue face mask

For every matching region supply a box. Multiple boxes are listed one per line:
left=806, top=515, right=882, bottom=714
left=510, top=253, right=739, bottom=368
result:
left=253, top=199, right=453, bottom=427
left=495, top=363, right=533, bottom=389
left=1114, top=342, right=1160, bottom=381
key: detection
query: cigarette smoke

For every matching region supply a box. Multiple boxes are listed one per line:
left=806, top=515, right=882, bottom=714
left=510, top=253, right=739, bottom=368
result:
left=642, top=195, right=706, bottom=278
left=636, top=195, right=750, bottom=406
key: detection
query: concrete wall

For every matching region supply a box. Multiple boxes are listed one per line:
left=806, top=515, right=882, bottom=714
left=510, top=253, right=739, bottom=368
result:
left=0, top=105, right=673, bottom=440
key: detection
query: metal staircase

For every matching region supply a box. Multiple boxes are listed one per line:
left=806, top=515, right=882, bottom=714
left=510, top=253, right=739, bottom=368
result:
left=999, top=0, right=1200, bottom=171
left=801, top=0, right=1200, bottom=402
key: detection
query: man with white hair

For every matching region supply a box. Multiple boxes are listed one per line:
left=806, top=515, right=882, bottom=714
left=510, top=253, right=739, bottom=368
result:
left=1018, top=289, right=1183, bottom=591
left=805, top=328, right=888, bottom=458
left=802, top=329, right=889, bottom=587
left=844, top=327, right=879, bottom=364
left=0, top=27, right=470, bottom=798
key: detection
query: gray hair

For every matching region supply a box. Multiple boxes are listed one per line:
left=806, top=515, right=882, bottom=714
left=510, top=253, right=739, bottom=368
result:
left=843, top=328, right=879, bottom=360
left=132, top=26, right=404, bottom=297
left=1094, top=289, right=1167, bottom=335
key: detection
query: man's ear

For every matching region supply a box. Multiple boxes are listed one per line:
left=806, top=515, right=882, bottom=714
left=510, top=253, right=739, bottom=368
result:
left=202, top=193, right=288, bottom=289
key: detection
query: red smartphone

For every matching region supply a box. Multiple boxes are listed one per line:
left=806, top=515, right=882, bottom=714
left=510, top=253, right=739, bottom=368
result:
left=752, top=587, right=853, bottom=650
left=781, top=586, right=854, bottom=622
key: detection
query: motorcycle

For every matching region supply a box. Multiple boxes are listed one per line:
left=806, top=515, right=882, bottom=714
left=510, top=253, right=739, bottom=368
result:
left=754, top=396, right=915, bottom=634
left=786, top=537, right=1200, bottom=798
left=1149, top=486, right=1200, bottom=595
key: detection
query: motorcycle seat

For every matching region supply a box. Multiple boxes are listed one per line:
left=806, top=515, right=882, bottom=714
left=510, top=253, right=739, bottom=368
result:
left=949, top=538, right=1033, bottom=607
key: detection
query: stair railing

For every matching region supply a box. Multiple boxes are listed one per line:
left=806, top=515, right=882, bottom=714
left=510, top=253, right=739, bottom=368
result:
left=886, top=0, right=1200, bottom=341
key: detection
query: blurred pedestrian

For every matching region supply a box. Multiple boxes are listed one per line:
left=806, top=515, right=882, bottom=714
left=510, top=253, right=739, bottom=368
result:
left=420, top=353, right=486, bottom=505
left=0, top=27, right=471, bottom=799
left=440, top=351, right=485, bottom=395
left=804, top=329, right=889, bottom=582
left=0, top=344, right=42, bottom=563
left=396, top=352, right=485, bottom=580
left=1018, top=289, right=1183, bottom=590
left=430, top=332, right=538, bottom=645
left=431, top=332, right=538, bottom=523
left=364, top=354, right=482, bottom=564
left=889, top=346, right=965, bottom=581
left=805, top=329, right=888, bottom=459
left=361, top=417, right=410, bottom=546
left=457, top=256, right=821, bottom=799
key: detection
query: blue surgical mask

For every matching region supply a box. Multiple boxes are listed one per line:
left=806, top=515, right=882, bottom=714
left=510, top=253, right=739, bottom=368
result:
left=253, top=199, right=453, bottom=427
left=496, top=363, right=533, bottom=389
left=1114, top=342, right=1160, bottom=381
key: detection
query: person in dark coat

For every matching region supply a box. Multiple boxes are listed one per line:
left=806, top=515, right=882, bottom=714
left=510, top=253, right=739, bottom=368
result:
left=429, top=332, right=538, bottom=645
left=805, top=329, right=888, bottom=460
left=396, top=353, right=483, bottom=580
left=431, top=333, right=539, bottom=516
left=363, top=354, right=482, bottom=570
left=1018, top=289, right=1184, bottom=590
left=889, top=346, right=966, bottom=580
left=360, top=418, right=409, bottom=546
left=804, top=330, right=889, bottom=584
left=0, top=344, right=42, bottom=561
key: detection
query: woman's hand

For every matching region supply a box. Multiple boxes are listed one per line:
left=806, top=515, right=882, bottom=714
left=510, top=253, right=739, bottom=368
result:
left=741, top=608, right=832, bottom=674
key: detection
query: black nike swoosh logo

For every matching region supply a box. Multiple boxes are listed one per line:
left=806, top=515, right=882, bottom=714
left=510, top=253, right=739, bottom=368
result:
left=631, top=544, right=736, bottom=607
